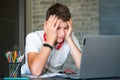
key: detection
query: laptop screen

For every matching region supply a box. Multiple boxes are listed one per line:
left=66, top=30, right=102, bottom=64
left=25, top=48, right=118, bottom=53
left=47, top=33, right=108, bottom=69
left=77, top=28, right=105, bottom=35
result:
left=79, top=35, right=120, bottom=79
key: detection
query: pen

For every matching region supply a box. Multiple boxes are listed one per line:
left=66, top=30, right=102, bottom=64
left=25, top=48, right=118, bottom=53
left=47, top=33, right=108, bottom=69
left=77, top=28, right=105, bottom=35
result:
left=11, top=63, right=21, bottom=77
left=12, top=51, right=18, bottom=63
left=5, top=51, right=12, bottom=62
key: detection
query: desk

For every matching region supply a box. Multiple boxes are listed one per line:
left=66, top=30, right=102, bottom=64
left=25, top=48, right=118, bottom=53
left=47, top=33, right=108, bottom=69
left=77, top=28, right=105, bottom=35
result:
left=1, top=77, right=120, bottom=80
left=30, top=77, right=120, bottom=80
left=21, top=74, right=120, bottom=80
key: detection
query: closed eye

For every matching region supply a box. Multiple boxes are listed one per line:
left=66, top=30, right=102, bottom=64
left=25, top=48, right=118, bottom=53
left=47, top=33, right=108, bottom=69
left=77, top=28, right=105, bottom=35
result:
left=57, top=27, right=61, bottom=30
left=64, top=26, right=69, bottom=29
left=65, top=27, right=68, bottom=29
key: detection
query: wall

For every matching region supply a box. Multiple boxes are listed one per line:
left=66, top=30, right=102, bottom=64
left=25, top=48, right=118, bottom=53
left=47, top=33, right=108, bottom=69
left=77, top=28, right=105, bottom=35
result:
left=0, top=0, right=25, bottom=53
left=0, top=0, right=19, bottom=53
left=99, top=0, right=120, bottom=35
left=31, top=0, right=99, bottom=43
left=26, top=0, right=32, bottom=35
left=28, top=0, right=99, bottom=72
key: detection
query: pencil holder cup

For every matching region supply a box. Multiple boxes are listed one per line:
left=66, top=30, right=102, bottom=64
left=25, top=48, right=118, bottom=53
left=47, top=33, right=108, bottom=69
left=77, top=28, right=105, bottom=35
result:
left=9, top=62, right=21, bottom=77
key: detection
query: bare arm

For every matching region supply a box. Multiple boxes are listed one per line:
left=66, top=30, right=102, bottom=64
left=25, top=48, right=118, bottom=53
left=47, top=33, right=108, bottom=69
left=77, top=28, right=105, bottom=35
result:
left=66, top=37, right=82, bottom=69
left=28, top=46, right=51, bottom=76
left=66, top=19, right=82, bottom=69
left=28, top=15, right=59, bottom=76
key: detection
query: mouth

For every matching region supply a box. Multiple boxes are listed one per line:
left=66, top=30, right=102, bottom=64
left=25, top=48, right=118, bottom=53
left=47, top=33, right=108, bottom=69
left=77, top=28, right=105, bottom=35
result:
left=58, top=37, right=64, bottom=40
left=57, top=37, right=64, bottom=42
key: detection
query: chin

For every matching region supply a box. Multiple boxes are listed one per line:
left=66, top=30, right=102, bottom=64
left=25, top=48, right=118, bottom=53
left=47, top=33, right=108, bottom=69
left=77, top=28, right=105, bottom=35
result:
left=57, top=39, right=64, bottom=43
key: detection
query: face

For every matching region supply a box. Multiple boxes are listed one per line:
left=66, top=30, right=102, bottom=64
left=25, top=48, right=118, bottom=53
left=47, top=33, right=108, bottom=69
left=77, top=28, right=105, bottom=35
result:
left=56, top=19, right=69, bottom=43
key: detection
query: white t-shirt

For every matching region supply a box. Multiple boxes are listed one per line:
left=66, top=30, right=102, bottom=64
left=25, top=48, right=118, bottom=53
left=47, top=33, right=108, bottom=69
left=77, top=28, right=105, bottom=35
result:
left=21, top=30, right=81, bottom=74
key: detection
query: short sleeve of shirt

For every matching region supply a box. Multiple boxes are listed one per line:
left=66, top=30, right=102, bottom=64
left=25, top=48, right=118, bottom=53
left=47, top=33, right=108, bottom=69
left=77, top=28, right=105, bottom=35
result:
left=25, top=32, right=43, bottom=54
left=22, top=31, right=44, bottom=74
left=72, top=32, right=81, bottom=51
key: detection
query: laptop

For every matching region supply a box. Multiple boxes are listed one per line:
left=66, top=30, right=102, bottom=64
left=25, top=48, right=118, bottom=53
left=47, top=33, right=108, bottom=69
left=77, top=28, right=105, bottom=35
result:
left=58, top=35, right=120, bottom=79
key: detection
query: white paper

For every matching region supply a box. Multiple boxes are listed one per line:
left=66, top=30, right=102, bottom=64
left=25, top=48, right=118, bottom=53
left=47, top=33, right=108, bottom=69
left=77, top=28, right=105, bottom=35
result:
left=22, top=73, right=65, bottom=78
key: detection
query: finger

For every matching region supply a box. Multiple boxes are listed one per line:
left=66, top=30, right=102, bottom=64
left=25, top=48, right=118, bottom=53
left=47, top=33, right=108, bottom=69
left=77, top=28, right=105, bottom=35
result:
left=67, top=21, right=71, bottom=27
left=47, top=15, right=58, bottom=29
left=48, top=15, right=53, bottom=22
left=51, top=15, right=56, bottom=21
left=55, top=20, right=60, bottom=30
left=67, top=21, right=72, bottom=30
left=52, top=16, right=58, bottom=28
left=48, top=15, right=56, bottom=23
left=70, top=18, right=72, bottom=25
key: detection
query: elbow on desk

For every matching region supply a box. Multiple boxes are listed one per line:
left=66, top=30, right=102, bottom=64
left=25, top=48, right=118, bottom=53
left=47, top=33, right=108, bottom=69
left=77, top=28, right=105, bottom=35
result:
left=30, top=66, right=42, bottom=76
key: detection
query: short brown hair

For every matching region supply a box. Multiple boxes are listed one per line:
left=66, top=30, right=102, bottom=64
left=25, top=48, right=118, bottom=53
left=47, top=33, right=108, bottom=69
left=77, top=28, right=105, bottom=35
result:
left=46, top=3, right=71, bottom=21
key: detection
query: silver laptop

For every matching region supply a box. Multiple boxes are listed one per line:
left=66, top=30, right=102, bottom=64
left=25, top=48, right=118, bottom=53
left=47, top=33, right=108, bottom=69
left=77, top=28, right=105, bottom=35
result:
left=78, top=35, right=120, bottom=79
left=59, top=35, right=120, bottom=79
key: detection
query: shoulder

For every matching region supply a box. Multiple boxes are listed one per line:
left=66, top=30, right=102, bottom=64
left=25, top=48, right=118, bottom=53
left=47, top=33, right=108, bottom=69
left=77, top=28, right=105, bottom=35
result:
left=71, top=32, right=78, bottom=41
left=26, top=30, right=44, bottom=40
left=25, top=30, right=44, bottom=53
left=71, top=32, right=81, bottom=50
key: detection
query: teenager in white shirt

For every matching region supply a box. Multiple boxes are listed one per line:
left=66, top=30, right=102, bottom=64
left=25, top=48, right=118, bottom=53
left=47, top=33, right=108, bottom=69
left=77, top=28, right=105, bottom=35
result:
left=21, top=3, right=82, bottom=76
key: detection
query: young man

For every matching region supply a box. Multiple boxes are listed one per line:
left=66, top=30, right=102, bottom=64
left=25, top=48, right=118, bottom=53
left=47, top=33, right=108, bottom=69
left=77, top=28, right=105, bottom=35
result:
left=21, top=3, right=81, bottom=76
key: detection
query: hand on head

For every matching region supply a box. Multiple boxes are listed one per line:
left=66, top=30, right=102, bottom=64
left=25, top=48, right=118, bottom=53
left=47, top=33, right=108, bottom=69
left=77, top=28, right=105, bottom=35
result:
left=66, top=18, right=73, bottom=40
left=44, top=15, right=60, bottom=46
left=44, top=15, right=73, bottom=46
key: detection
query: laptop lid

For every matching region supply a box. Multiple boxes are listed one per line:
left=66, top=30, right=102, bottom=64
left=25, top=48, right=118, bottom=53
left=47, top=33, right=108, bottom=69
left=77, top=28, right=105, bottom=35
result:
left=79, top=35, right=120, bottom=79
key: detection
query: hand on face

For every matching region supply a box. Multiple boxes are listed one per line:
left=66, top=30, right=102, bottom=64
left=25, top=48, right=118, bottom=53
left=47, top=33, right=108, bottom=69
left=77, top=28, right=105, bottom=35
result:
left=66, top=18, right=73, bottom=40
left=44, top=15, right=60, bottom=46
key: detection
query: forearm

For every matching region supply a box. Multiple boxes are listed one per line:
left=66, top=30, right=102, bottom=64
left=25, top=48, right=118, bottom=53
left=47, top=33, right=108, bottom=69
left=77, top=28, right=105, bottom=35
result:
left=66, top=37, right=82, bottom=69
left=28, top=46, right=52, bottom=76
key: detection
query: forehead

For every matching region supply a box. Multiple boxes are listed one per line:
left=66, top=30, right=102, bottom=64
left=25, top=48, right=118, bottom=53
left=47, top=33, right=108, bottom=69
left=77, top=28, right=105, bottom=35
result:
left=57, top=19, right=68, bottom=27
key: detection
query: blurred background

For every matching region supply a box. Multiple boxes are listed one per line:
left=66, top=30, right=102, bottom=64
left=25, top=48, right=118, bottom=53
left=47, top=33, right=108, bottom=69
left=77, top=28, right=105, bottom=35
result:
left=0, top=0, right=120, bottom=72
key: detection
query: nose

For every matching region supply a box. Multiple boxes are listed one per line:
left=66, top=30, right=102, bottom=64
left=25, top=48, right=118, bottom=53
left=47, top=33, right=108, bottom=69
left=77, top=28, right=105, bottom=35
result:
left=60, top=29, right=65, bottom=36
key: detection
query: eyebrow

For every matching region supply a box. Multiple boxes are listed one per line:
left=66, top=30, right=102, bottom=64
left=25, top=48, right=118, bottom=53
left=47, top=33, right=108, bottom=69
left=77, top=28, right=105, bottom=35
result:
left=58, top=25, right=69, bottom=28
